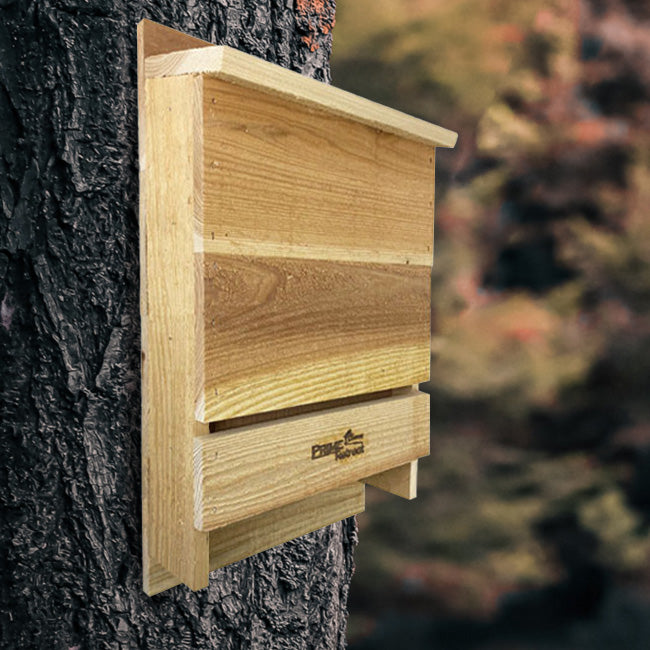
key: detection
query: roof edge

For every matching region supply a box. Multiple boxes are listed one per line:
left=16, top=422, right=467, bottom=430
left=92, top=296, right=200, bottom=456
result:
left=145, top=44, right=458, bottom=149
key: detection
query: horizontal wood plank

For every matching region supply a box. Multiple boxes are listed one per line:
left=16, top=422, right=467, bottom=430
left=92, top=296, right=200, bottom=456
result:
left=194, top=390, right=429, bottom=531
left=145, top=44, right=458, bottom=148
left=145, top=483, right=365, bottom=596
left=209, top=482, right=365, bottom=570
left=199, top=77, right=434, bottom=266
left=199, top=255, right=430, bottom=421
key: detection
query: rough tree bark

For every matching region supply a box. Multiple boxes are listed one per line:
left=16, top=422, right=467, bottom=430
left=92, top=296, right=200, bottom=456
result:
left=1, top=1, right=358, bottom=648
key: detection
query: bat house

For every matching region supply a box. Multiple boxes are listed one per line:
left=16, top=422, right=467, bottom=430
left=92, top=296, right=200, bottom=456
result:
left=138, top=19, right=458, bottom=595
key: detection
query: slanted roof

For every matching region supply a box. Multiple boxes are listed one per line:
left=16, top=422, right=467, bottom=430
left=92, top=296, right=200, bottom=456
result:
left=144, top=42, right=458, bottom=149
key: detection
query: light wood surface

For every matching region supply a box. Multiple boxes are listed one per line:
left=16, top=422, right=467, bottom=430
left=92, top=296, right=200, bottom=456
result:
left=194, top=390, right=430, bottom=531
left=139, top=18, right=212, bottom=595
left=365, top=460, right=419, bottom=499
left=145, top=482, right=365, bottom=596
left=137, top=20, right=211, bottom=178
left=208, top=482, right=365, bottom=571
left=199, top=77, right=435, bottom=266
left=200, top=255, right=431, bottom=421
left=144, top=44, right=457, bottom=148
left=139, top=19, right=446, bottom=594
left=141, top=73, right=209, bottom=592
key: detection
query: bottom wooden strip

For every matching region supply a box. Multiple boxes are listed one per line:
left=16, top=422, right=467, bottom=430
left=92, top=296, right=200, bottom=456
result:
left=364, top=460, right=418, bottom=499
left=209, top=481, right=365, bottom=570
left=144, top=482, right=365, bottom=596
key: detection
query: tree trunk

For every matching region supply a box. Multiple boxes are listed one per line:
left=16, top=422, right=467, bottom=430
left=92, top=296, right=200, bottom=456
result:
left=1, top=2, right=357, bottom=648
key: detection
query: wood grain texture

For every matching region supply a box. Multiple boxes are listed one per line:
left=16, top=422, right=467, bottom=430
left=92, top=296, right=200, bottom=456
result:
left=199, top=77, right=435, bottom=266
left=365, top=460, right=418, bottom=500
left=199, top=254, right=431, bottom=422
left=141, top=73, right=209, bottom=592
left=194, top=390, right=429, bottom=531
left=208, top=482, right=365, bottom=573
left=137, top=21, right=209, bottom=189
left=145, top=483, right=365, bottom=596
left=144, top=45, right=458, bottom=148
left=138, top=19, right=443, bottom=596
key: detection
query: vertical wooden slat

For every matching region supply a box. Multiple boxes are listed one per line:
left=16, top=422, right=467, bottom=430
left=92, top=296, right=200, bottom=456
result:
left=141, top=72, right=209, bottom=593
left=365, top=460, right=419, bottom=500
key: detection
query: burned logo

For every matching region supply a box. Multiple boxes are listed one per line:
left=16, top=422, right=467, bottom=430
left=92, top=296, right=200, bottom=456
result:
left=311, top=429, right=365, bottom=461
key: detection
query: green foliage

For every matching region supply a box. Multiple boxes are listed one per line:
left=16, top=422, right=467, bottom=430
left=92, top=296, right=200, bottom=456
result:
left=333, top=0, right=650, bottom=629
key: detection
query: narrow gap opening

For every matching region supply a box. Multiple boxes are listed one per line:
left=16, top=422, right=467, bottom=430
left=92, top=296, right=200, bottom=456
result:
left=208, top=386, right=414, bottom=434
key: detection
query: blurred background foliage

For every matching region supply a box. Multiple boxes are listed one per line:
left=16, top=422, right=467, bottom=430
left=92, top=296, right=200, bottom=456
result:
left=331, top=0, right=650, bottom=647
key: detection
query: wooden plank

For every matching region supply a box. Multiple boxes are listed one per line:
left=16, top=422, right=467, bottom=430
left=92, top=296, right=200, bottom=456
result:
left=199, top=77, right=435, bottom=266
left=194, top=390, right=429, bottom=531
left=208, top=482, right=365, bottom=570
left=365, top=460, right=418, bottom=500
left=144, top=43, right=457, bottom=148
left=145, top=483, right=365, bottom=596
left=141, top=74, right=209, bottom=593
left=138, top=18, right=213, bottom=597
left=199, top=255, right=431, bottom=422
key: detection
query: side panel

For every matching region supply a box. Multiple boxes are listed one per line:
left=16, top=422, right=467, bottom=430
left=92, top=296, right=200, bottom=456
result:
left=141, top=74, right=209, bottom=592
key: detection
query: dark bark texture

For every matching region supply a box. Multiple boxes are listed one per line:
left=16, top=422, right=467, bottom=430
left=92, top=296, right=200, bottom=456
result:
left=0, top=1, right=359, bottom=649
